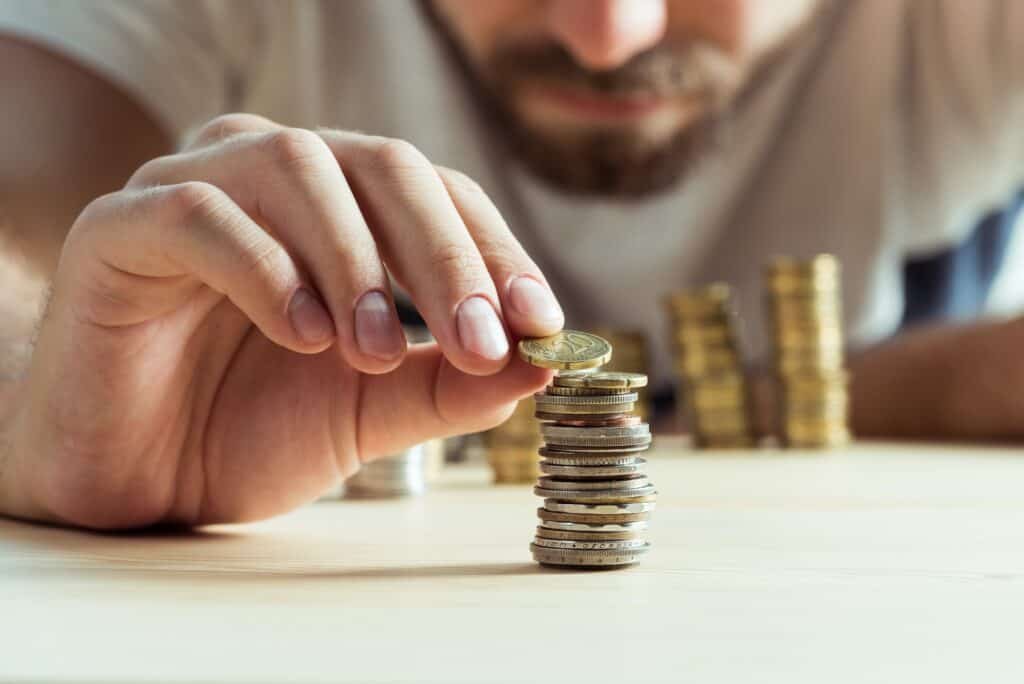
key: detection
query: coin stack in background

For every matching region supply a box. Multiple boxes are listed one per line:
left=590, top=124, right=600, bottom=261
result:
left=343, top=439, right=445, bottom=498
left=590, top=328, right=651, bottom=420
left=765, top=255, right=851, bottom=448
left=483, top=397, right=542, bottom=484
left=665, top=285, right=756, bottom=448
left=519, top=331, right=657, bottom=568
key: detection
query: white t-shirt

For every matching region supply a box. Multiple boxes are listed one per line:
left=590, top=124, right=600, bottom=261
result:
left=1, top=0, right=1022, bottom=388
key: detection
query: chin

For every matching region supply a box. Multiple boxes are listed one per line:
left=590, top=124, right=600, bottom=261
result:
left=509, top=116, right=719, bottom=198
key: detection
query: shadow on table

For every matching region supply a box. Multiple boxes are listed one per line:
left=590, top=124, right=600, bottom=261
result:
left=0, top=517, right=551, bottom=580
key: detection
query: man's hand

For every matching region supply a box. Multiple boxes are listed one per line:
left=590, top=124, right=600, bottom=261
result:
left=1, top=114, right=563, bottom=529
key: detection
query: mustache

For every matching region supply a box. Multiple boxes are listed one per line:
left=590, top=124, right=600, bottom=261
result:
left=488, top=40, right=740, bottom=102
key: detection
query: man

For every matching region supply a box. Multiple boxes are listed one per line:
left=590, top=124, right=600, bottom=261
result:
left=0, top=1, right=1021, bottom=529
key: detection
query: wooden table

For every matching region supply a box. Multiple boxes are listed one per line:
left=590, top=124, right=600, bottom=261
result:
left=4, top=438, right=1024, bottom=683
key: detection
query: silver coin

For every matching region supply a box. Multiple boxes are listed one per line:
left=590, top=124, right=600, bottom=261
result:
left=541, top=424, right=650, bottom=439
left=538, top=508, right=652, bottom=525
left=543, top=434, right=653, bottom=449
left=534, top=526, right=645, bottom=542
left=530, top=543, right=650, bottom=567
left=537, top=476, right=649, bottom=491
left=535, top=392, right=639, bottom=406
left=539, top=459, right=647, bottom=478
left=540, top=444, right=650, bottom=455
left=539, top=519, right=650, bottom=533
left=543, top=500, right=657, bottom=515
left=533, top=402, right=637, bottom=416
left=533, top=484, right=658, bottom=501
left=544, top=385, right=634, bottom=398
left=539, top=453, right=642, bottom=467
left=533, top=537, right=648, bottom=551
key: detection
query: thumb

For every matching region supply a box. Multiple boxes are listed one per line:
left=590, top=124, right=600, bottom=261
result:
left=356, top=343, right=552, bottom=460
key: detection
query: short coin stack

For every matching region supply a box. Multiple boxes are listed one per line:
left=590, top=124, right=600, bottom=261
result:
left=765, top=255, right=851, bottom=448
left=483, top=397, right=542, bottom=484
left=518, top=331, right=657, bottom=568
left=665, top=285, right=756, bottom=448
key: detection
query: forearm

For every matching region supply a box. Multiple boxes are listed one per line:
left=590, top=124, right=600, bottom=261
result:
left=0, top=36, right=172, bottom=276
left=849, top=318, right=1024, bottom=440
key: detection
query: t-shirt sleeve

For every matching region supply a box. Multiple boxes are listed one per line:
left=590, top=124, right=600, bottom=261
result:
left=0, top=0, right=263, bottom=140
left=895, top=0, right=1024, bottom=257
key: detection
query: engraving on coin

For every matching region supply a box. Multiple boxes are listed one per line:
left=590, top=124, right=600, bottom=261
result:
left=518, top=330, right=613, bottom=370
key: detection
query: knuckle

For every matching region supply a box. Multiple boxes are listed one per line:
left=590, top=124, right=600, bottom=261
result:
left=198, top=112, right=275, bottom=141
left=370, top=137, right=431, bottom=177
left=126, top=154, right=175, bottom=187
left=234, top=239, right=291, bottom=288
left=159, top=181, right=229, bottom=224
left=263, top=127, right=333, bottom=171
left=436, top=165, right=486, bottom=197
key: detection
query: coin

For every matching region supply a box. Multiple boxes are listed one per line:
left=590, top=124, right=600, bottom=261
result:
left=552, top=371, right=649, bottom=390
left=539, top=459, right=647, bottom=478
left=544, top=385, right=633, bottom=397
left=539, top=519, right=650, bottom=533
left=540, top=442, right=651, bottom=454
left=533, top=538, right=648, bottom=551
left=533, top=484, right=658, bottom=501
left=533, top=402, right=636, bottom=416
left=554, top=367, right=599, bottom=378
left=543, top=500, right=656, bottom=515
left=537, top=414, right=641, bottom=427
left=536, top=476, right=649, bottom=491
left=538, top=451, right=642, bottom=466
left=534, top=392, right=639, bottom=406
left=518, top=330, right=612, bottom=370
left=538, top=509, right=651, bottom=525
left=541, top=424, right=649, bottom=439
left=535, top=526, right=644, bottom=542
left=543, top=435, right=653, bottom=449
left=530, top=543, right=650, bottom=567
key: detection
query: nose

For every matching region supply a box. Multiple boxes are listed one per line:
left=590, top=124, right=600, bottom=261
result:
left=546, top=0, right=668, bottom=71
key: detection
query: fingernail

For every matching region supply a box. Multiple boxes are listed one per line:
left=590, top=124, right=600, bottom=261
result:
left=288, top=288, right=335, bottom=344
left=508, top=276, right=564, bottom=323
left=456, top=296, right=509, bottom=361
left=354, top=291, right=405, bottom=360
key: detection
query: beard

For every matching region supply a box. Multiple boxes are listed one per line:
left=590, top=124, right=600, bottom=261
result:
left=442, top=31, right=743, bottom=197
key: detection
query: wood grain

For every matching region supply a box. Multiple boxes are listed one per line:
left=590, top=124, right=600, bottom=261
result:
left=3, top=438, right=1024, bottom=683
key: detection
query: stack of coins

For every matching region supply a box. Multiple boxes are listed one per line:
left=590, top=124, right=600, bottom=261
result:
left=665, top=285, right=756, bottom=448
left=344, top=440, right=444, bottom=498
left=518, top=331, right=657, bottom=569
left=765, top=255, right=851, bottom=448
left=483, top=397, right=542, bottom=484
left=590, top=328, right=651, bottom=419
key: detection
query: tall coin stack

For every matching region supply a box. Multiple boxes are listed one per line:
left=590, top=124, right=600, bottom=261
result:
left=765, top=255, right=851, bottom=448
left=665, top=285, right=756, bottom=448
left=518, top=331, right=657, bottom=568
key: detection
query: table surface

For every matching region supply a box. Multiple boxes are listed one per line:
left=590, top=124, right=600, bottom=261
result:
left=4, top=437, right=1024, bottom=683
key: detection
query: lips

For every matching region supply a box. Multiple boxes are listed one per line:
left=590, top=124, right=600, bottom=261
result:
left=528, top=83, right=670, bottom=121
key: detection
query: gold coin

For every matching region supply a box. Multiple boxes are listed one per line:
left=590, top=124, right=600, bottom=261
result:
left=552, top=371, right=648, bottom=390
left=517, top=330, right=612, bottom=370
